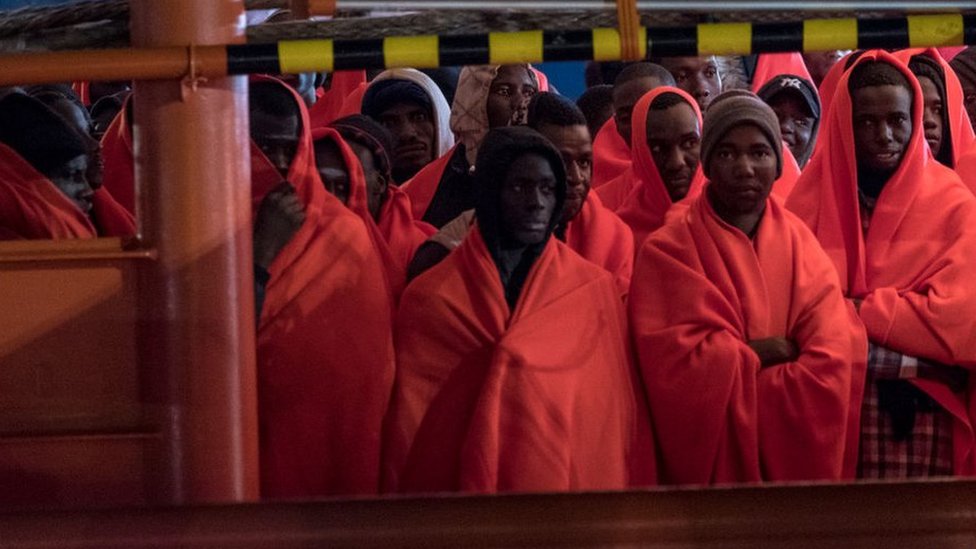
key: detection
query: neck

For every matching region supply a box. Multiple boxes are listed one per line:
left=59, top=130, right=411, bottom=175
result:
left=856, top=167, right=890, bottom=199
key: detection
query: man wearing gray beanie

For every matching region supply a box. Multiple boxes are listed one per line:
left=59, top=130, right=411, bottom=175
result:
left=699, top=90, right=783, bottom=234
left=629, top=88, right=863, bottom=486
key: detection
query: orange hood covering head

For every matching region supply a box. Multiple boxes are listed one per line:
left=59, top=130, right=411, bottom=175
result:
left=894, top=47, right=976, bottom=167
left=614, top=86, right=705, bottom=247
left=251, top=76, right=396, bottom=498
left=590, top=117, right=632, bottom=188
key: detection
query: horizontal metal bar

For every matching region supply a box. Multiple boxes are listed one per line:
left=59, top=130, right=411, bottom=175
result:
left=0, top=14, right=972, bottom=86
left=340, top=0, right=976, bottom=11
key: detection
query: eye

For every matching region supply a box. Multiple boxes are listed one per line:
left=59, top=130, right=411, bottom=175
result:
left=578, top=158, right=592, bottom=169
left=675, top=71, right=689, bottom=82
left=649, top=144, right=662, bottom=153
left=493, top=86, right=512, bottom=98
left=705, top=67, right=718, bottom=78
left=795, top=118, right=809, bottom=128
left=682, top=137, right=700, bottom=149
left=716, top=149, right=734, bottom=160
left=411, top=111, right=429, bottom=123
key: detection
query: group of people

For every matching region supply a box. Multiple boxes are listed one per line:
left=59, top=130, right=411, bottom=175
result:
left=3, top=40, right=976, bottom=497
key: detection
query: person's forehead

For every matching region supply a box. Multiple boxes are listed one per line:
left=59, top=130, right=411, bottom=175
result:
left=717, top=123, right=770, bottom=146
left=493, top=65, right=534, bottom=85
left=647, top=102, right=698, bottom=132
left=537, top=124, right=590, bottom=149
left=852, top=85, right=912, bottom=111
left=380, top=100, right=430, bottom=118
left=251, top=109, right=299, bottom=136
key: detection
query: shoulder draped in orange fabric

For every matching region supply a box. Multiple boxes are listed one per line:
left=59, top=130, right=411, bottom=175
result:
left=591, top=118, right=631, bottom=188
left=386, top=226, right=654, bottom=493
left=630, top=193, right=866, bottom=484
left=612, top=87, right=705, bottom=246
left=252, top=77, right=395, bottom=497
left=561, top=192, right=634, bottom=297
left=786, top=51, right=976, bottom=474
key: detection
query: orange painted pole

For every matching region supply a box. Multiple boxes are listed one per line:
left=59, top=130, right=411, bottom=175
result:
left=131, top=0, right=259, bottom=504
left=0, top=46, right=228, bottom=87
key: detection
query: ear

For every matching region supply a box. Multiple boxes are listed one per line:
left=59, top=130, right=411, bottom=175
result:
left=374, top=173, right=390, bottom=196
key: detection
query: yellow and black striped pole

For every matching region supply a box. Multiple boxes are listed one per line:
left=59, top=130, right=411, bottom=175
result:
left=230, top=13, right=976, bottom=75
left=0, top=13, right=973, bottom=86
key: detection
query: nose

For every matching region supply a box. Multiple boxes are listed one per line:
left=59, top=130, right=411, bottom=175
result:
left=732, top=153, right=755, bottom=176
left=664, top=146, right=685, bottom=171
left=567, top=162, right=585, bottom=187
left=779, top=118, right=795, bottom=136
left=693, top=75, right=710, bottom=99
left=525, top=187, right=546, bottom=210
left=875, top=122, right=894, bottom=144
left=923, top=110, right=938, bottom=131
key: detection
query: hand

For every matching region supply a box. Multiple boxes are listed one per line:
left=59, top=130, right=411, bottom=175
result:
left=253, top=182, right=306, bottom=270
left=748, top=337, right=799, bottom=368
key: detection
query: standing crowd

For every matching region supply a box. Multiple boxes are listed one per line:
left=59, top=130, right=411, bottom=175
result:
left=3, top=37, right=976, bottom=496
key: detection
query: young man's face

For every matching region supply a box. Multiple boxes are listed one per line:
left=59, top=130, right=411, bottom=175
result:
left=916, top=76, right=945, bottom=159
left=487, top=65, right=538, bottom=129
left=314, top=138, right=350, bottom=205
left=707, top=124, right=777, bottom=220
left=660, top=57, right=722, bottom=112
left=536, top=123, right=592, bottom=225
left=767, top=92, right=816, bottom=163
left=376, top=101, right=435, bottom=182
left=645, top=101, right=701, bottom=202
left=851, top=84, right=913, bottom=178
left=251, top=109, right=300, bottom=178
left=499, top=153, right=558, bottom=247
left=347, top=140, right=388, bottom=220
left=960, top=76, right=976, bottom=131
left=46, top=153, right=94, bottom=215
left=612, top=76, right=668, bottom=146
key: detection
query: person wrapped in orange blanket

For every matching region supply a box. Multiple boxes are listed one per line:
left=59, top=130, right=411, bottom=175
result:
left=630, top=90, right=866, bottom=485
left=591, top=63, right=676, bottom=189
left=0, top=92, right=133, bottom=239
left=787, top=51, right=976, bottom=478
left=248, top=76, right=395, bottom=497
left=386, top=126, right=654, bottom=494
left=609, top=87, right=704, bottom=248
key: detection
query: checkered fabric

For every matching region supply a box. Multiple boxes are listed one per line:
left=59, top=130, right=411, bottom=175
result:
left=858, top=343, right=954, bottom=479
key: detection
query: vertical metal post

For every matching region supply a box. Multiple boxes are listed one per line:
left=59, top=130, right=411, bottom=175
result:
left=131, top=0, right=259, bottom=503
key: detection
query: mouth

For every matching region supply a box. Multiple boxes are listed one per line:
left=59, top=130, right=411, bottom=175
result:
left=396, top=144, right=429, bottom=160
left=873, top=151, right=900, bottom=164
left=925, top=135, right=940, bottom=148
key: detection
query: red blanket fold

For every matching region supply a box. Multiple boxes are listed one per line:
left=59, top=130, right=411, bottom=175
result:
left=562, top=192, right=634, bottom=297
left=591, top=118, right=631, bottom=188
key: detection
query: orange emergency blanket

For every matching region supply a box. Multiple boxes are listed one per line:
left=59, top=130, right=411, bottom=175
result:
left=630, top=192, right=866, bottom=484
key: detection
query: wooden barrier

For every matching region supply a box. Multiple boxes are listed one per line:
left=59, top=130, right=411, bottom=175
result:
left=0, top=479, right=975, bottom=547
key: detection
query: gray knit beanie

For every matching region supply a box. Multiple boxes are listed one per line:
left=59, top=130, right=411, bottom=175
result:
left=700, top=89, right=783, bottom=179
